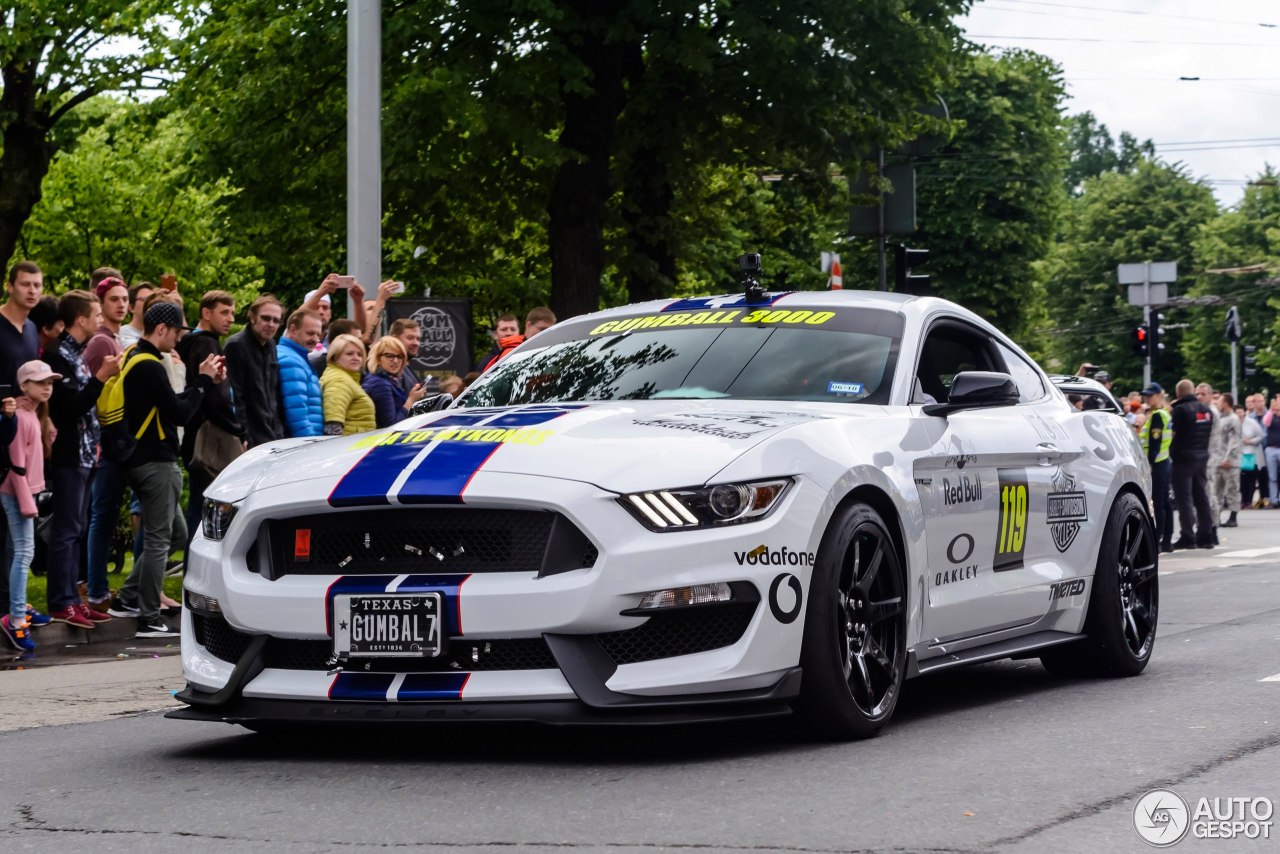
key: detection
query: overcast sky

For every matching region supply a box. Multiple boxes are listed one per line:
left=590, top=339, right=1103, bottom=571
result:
left=959, top=0, right=1280, bottom=206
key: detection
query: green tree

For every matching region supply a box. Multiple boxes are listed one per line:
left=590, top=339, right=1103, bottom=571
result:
left=0, top=0, right=188, bottom=267
left=1063, top=111, right=1155, bottom=195
left=909, top=48, right=1068, bottom=340
left=1044, top=160, right=1218, bottom=391
left=16, top=99, right=264, bottom=308
left=1182, top=171, right=1280, bottom=393
left=176, top=0, right=971, bottom=320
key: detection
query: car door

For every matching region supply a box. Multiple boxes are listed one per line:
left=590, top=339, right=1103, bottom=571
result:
left=912, top=321, right=1078, bottom=646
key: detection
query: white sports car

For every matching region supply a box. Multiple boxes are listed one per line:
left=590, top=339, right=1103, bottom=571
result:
left=171, top=285, right=1158, bottom=739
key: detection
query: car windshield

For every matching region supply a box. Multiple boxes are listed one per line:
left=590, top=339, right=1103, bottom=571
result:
left=460, top=305, right=904, bottom=407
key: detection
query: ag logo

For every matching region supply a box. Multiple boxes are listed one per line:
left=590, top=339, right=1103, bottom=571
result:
left=410, top=306, right=458, bottom=368
left=1133, top=788, right=1190, bottom=847
left=768, top=573, right=803, bottom=624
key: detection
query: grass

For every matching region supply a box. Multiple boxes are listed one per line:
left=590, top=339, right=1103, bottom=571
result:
left=23, top=553, right=184, bottom=614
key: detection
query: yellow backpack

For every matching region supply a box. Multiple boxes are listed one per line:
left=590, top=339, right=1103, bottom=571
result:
left=97, top=346, right=163, bottom=462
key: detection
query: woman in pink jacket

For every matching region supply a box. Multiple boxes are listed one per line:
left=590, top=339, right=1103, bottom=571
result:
left=1, top=361, right=58, bottom=651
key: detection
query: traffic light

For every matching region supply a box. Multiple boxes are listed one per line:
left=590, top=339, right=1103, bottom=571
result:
left=892, top=244, right=929, bottom=293
left=1244, top=344, right=1258, bottom=378
left=1226, top=306, right=1243, bottom=343
left=1149, top=312, right=1164, bottom=353
left=1132, top=325, right=1149, bottom=357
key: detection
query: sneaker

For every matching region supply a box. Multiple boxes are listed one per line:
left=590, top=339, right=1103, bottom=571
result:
left=86, top=598, right=112, bottom=616
left=49, top=607, right=95, bottom=630
left=23, top=605, right=51, bottom=627
left=1, top=616, right=36, bottom=652
left=107, top=598, right=140, bottom=619
left=75, top=604, right=111, bottom=623
left=135, top=617, right=179, bottom=639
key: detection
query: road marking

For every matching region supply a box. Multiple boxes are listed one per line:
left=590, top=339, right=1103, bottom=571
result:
left=1261, top=673, right=1280, bottom=683
left=1219, top=547, right=1280, bottom=559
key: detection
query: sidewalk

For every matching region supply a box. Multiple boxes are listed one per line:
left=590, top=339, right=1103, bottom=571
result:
left=0, top=656, right=182, bottom=732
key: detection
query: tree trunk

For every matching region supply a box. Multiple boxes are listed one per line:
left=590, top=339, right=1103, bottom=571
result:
left=547, top=2, right=630, bottom=321
left=0, top=64, right=54, bottom=269
left=622, top=141, right=677, bottom=305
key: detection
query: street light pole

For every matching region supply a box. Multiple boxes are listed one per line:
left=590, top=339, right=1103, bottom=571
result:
left=348, top=0, right=381, bottom=318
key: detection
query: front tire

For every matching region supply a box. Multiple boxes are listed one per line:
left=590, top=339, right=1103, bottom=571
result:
left=1041, top=491, right=1158, bottom=677
left=796, top=503, right=907, bottom=740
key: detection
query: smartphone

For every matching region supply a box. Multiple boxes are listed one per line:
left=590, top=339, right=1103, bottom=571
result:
left=0, top=384, right=13, bottom=400
left=334, top=275, right=356, bottom=289
left=388, top=281, right=406, bottom=295
left=160, top=274, right=177, bottom=292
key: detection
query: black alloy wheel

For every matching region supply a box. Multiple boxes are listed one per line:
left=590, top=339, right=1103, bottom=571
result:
left=1041, top=491, right=1158, bottom=677
left=797, top=503, right=907, bottom=739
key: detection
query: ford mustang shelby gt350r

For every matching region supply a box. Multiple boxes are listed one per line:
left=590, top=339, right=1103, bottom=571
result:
left=171, top=288, right=1158, bottom=739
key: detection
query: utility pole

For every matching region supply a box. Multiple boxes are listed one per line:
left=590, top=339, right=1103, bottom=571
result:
left=1120, top=261, right=1177, bottom=388
left=1226, top=305, right=1242, bottom=402
left=348, top=0, right=381, bottom=318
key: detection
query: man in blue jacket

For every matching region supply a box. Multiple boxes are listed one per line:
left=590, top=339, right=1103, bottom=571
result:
left=277, top=308, right=324, bottom=437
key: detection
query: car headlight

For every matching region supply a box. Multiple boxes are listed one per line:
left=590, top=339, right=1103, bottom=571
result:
left=202, top=499, right=238, bottom=541
left=619, top=478, right=793, bottom=531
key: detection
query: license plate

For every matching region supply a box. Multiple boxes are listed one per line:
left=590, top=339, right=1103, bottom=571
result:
left=332, top=593, right=443, bottom=658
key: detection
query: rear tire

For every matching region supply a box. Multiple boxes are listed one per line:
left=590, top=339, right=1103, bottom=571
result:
left=795, top=503, right=907, bottom=740
left=1041, top=491, right=1158, bottom=677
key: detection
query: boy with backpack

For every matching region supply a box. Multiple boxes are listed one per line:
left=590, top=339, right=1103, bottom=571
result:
left=103, top=302, right=226, bottom=638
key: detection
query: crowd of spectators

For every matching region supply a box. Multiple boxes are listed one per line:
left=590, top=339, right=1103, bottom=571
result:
left=0, top=259, right=554, bottom=651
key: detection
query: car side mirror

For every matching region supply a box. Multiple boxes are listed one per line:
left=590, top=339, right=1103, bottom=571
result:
left=410, top=392, right=454, bottom=416
left=923, top=371, right=1020, bottom=417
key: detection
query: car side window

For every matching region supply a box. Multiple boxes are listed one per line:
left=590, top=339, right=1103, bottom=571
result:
left=914, top=322, right=998, bottom=403
left=993, top=341, right=1047, bottom=403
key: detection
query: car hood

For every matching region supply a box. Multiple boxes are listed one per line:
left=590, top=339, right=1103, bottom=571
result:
left=210, top=400, right=844, bottom=502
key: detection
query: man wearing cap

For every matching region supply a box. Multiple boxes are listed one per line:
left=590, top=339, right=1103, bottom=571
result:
left=45, top=290, right=122, bottom=623
left=1140, top=383, right=1175, bottom=553
left=1170, top=378, right=1216, bottom=549
left=112, top=301, right=226, bottom=638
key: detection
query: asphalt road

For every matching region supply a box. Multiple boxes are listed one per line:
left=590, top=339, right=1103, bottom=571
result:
left=1, top=518, right=1278, bottom=853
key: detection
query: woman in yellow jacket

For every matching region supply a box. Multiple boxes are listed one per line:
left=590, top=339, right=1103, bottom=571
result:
left=320, top=333, right=377, bottom=435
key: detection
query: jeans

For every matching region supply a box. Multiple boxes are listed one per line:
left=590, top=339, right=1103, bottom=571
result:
left=1267, top=447, right=1280, bottom=505
left=1172, top=457, right=1214, bottom=545
left=120, top=461, right=182, bottom=623
left=46, top=467, right=94, bottom=612
left=86, top=459, right=128, bottom=602
left=1151, top=459, right=1174, bottom=546
left=1, top=493, right=33, bottom=624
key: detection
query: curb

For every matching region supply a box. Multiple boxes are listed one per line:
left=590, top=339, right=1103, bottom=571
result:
left=31, top=615, right=164, bottom=646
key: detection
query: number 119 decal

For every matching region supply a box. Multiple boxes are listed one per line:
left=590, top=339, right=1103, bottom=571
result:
left=994, top=469, right=1028, bottom=571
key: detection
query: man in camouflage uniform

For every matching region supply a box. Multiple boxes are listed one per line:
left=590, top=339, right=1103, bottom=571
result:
left=1211, top=392, right=1242, bottom=529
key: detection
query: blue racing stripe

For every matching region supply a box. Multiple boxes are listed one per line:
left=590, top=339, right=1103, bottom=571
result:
left=329, top=672, right=396, bottom=700
left=396, top=407, right=580, bottom=504
left=397, top=673, right=470, bottom=701
left=661, top=293, right=794, bottom=312
left=328, top=412, right=496, bottom=507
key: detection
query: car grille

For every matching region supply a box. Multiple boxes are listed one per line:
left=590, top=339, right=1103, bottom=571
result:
left=594, top=604, right=757, bottom=665
left=255, top=509, right=596, bottom=579
left=192, top=612, right=558, bottom=673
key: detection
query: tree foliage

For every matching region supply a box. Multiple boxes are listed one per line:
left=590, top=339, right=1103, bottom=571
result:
left=16, top=98, right=264, bottom=308
left=910, top=48, right=1067, bottom=339
left=1183, top=171, right=1280, bottom=394
left=1044, top=160, right=1218, bottom=392
left=1062, top=111, right=1155, bottom=196
left=0, top=0, right=190, bottom=267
